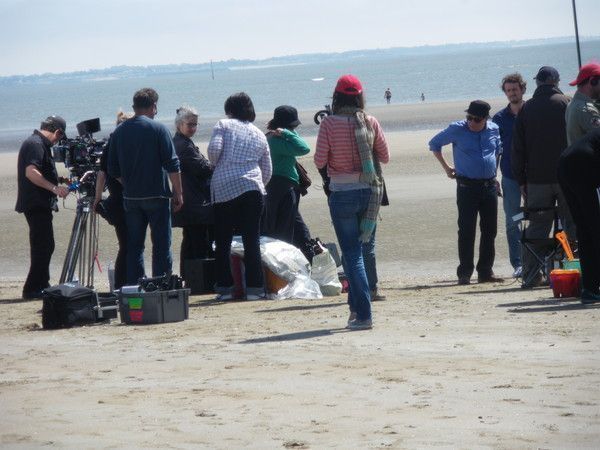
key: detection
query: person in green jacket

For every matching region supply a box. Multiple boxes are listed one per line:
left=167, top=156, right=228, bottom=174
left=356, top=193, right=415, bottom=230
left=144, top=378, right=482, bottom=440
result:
left=263, top=105, right=311, bottom=245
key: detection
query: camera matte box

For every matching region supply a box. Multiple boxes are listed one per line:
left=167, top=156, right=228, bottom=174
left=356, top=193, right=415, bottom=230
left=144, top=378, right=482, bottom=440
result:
left=119, top=289, right=190, bottom=325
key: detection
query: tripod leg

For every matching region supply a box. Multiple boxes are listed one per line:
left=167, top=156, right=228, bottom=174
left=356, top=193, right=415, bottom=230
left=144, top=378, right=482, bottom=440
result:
left=60, top=201, right=89, bottom=284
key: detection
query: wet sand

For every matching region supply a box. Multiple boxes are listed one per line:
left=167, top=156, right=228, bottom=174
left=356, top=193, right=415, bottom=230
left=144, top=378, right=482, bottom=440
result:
left=1, top=100, right=599, bottom=448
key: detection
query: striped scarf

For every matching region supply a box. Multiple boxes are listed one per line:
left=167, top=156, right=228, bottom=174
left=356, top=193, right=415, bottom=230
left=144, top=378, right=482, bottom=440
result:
left=337, top=107, right=383, bottom=242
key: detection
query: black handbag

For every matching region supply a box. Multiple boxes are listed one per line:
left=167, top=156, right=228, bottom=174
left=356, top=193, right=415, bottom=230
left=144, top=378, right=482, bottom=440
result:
left=296, top=161, right=312, bottom=196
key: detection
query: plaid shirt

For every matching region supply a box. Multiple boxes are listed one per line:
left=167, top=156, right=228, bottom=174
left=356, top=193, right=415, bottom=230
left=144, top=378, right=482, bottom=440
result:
left=208, top=119, right=272, bottom=203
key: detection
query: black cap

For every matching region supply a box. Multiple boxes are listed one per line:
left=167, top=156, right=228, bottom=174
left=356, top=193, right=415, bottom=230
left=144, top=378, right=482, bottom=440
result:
left=465, top=100, right=491, bottom=118
left=267, top=105, right=301, bottom=130
left=534, top=66, right=560, bottom=83
left=43, top=115, right=67, bottom=138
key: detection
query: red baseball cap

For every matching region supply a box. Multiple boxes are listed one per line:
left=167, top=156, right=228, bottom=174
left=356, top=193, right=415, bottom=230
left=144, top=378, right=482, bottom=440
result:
left=335, top=74, right=363, bottom=96
left=569, top=63, right=600, bottom=86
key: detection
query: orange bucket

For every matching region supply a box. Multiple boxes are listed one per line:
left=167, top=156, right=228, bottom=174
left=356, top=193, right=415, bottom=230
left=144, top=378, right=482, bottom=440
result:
left=549, top=269, right=581, bottom=298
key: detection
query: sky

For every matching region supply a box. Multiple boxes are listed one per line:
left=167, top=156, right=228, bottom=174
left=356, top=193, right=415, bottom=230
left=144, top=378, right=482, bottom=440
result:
left=1, top=0, right=599, bottom=77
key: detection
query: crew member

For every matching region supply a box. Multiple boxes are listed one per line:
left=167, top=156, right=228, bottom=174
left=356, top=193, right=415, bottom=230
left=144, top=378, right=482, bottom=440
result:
left=108, top=88, right=183, bottom=285
left=15, top=116, right=70, bottom=299
left=565, top=62, right=600, bottom=145
left=429, top=100, right=503, bottom=285
left=558, top=129, right=600, bottom=304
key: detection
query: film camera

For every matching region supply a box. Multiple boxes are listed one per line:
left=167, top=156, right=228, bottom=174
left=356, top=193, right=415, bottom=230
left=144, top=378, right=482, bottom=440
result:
left=53, top=118, right=107, bottom=198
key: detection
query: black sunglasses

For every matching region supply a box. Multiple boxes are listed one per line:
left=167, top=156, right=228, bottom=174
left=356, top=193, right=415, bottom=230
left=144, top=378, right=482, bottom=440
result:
left=466, top=115, right=485, bottom=124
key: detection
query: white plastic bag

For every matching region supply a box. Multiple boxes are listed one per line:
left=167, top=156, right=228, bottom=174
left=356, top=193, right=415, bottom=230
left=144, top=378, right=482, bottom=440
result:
left=311, top=249, right=342, bottom=296
left=230, top=236, right=322, bottom=299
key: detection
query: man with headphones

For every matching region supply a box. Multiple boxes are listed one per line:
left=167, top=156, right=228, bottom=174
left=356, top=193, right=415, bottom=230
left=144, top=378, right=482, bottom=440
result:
left=15, top=116, right=70, bottom=299
left=565, top=63, right=600, bottom=145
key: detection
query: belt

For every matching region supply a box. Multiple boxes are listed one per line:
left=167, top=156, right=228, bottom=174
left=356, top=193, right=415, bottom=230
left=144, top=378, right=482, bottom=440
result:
left=456, top=176, right=496, bottom=187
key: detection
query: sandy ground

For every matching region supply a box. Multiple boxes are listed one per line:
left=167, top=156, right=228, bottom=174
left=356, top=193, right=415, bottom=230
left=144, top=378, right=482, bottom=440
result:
left=1, top=101, right=599, bottom=449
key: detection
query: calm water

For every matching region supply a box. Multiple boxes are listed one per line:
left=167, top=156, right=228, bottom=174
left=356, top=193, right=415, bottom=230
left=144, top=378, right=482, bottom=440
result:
left=0, top=40, right=598, bottom=152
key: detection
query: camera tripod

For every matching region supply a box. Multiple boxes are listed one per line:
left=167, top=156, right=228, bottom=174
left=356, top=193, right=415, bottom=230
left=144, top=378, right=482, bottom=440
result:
left=59, top=182, right=100, bottom=288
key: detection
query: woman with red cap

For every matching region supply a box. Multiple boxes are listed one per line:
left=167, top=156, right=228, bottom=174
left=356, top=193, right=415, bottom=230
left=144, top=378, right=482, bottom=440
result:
left=314, top=74, right=389, bottom=330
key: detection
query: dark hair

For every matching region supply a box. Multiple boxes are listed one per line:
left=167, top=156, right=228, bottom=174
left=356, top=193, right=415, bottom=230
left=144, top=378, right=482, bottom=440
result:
left=133, top=88, right=159, bottom=110
left=224, top=92, right=256, bottom=122
left=501, top=73, right=527, bottom=92
left=40, top=120, right=59, bottom=133
left=332, top=91, right=365, bottom=114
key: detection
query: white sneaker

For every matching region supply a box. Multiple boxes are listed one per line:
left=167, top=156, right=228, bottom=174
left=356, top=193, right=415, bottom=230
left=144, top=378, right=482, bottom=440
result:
left=245, top=294, right=266, bottom=300
left=512, top=266, right=523, bottom=278
left=215, top=293, right=233, bottom=301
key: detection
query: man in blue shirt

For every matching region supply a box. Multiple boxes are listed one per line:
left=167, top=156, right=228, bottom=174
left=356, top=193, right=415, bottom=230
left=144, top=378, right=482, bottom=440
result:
left=429, top=100, right=503, bottom=285
left=492, top=73, right=527, bottom=278
left=108, top=88, right=183, bottom=285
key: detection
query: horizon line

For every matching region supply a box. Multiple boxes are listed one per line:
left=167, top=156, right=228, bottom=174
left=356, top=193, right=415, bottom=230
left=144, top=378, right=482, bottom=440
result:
left=3, top=34, right=599, bottom=79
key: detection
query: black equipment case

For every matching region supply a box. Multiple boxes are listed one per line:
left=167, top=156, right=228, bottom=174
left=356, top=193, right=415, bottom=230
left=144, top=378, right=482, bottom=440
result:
left=42, top=283, right=118, bottom=329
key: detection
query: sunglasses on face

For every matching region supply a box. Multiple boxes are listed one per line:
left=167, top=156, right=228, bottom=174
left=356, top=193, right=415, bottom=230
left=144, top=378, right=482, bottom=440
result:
left=466, top=115, right=485, bottom=124
left=185, top=122, right=198, bottom=127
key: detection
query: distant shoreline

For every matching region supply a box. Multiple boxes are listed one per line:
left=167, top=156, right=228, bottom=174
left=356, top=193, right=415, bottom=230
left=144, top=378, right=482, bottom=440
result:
left=0, top=94, right=576, bottom=154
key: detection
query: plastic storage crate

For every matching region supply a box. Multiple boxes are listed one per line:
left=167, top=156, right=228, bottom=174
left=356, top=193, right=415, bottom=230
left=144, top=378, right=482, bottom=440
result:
left=119, top=289, right=190, bottom=324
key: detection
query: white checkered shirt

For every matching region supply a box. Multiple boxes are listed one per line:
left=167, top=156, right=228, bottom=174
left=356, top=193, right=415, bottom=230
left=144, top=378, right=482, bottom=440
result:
left=208, top=119, right=272, bottom=203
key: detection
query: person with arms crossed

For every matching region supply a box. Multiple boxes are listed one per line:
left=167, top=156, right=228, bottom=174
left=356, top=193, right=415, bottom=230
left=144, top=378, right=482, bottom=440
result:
left=492, top=73, right=527, bottom=278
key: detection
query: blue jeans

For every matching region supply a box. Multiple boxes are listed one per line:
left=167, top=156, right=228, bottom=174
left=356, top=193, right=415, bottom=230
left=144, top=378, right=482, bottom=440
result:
left=501, top=176, right=522, bottom=269
left=124, top=198, right=173, bottom=285
left=328, top=189, right=372, bottom=321
left=342, top=226, right=378, bottom=290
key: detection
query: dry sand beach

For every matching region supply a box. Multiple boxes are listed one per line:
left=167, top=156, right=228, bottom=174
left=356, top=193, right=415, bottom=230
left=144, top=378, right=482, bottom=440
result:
left=1, top=100, right=599, bottom=449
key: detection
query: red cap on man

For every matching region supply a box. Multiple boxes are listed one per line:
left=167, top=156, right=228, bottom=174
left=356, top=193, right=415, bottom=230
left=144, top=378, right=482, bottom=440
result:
left=569, top=63, right=600, bottom=86
left=335, top=74, right=363, bottom=96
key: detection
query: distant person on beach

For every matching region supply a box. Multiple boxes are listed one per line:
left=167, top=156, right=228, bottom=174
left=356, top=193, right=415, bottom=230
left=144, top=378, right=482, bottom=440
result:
left=171, top=106, right=214, bottom=279
left=208, top=92, right=271, bottom=301
left=511, top=66, right=573, bottom=288
left=108, top=88, right=183, bottom=285
left=384, top=88, right=392, bottom=104
left=558, top=129, right=600, bottom=304
left=492, top=73, right=527, bottom=278
left=565, top=63, right=600, bottom=145
left=15, top=115, right=70, bottom=299
left=315, top=74, right=389, bottom=330
left=93, top=110, right=133, bottom=290
left=263, top=105, right=310, bottom=245
left=429, top=100, right=503, bottom=285
left=421, top=93, right=425, bottom=102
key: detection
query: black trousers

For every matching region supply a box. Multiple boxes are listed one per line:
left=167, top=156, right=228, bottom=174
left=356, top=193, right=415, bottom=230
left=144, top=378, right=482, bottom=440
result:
left=292, top=205, right=314, bottom=263
left=456, top=179, right=498, bottom=279
left=263, top=176, right=299, bottom=244
left=558, top=150, right=600, bottom=293
left=23, top=208, right=54, bottom=294
left=214, top=191, right=264, bottom=291
left=113, top=217, right=127, bottom=290
left=179, top=224, right=215, bottom=278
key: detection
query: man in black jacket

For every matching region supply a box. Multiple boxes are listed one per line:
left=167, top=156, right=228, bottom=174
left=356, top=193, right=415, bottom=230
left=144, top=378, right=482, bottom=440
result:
left=16, top=116, right=70, bottom=299
left=558, top=130, right=600, bottom=304
left=512, top=66, right=574, bottom=288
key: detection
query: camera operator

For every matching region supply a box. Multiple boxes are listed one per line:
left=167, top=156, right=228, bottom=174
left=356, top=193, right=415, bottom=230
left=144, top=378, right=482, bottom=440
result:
left=108, top=88, right=183, bottom=285
left=15, top=116, right=70, bottom=299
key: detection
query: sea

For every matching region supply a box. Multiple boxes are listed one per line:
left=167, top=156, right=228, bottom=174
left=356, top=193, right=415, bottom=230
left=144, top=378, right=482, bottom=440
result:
left=0, top=39, right=599, bottom=152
